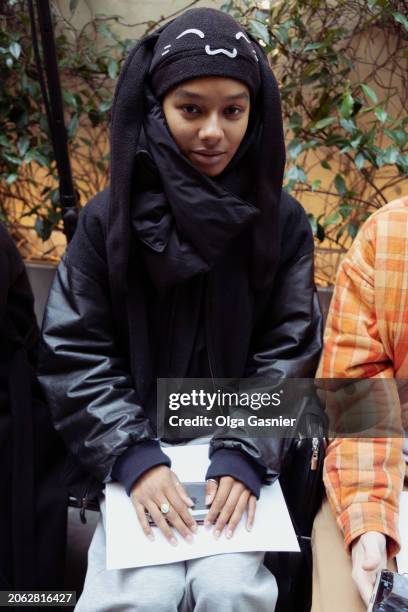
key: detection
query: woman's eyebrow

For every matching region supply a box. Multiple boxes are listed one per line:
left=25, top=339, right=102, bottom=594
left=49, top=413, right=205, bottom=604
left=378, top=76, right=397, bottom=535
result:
left=174, top=90, right=249, bottom=101
left=225, top=92, right=250, bottom=101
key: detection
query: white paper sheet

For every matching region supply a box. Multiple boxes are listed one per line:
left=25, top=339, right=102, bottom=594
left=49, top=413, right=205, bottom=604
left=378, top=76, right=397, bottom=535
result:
left=397, top=492, right=408, bottom=573
left=106, top=444, right=299, bottom=570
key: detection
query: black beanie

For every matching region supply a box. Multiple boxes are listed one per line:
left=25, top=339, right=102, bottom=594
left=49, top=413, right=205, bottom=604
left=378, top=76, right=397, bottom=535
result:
left=149, top=8, right=261, bottom=99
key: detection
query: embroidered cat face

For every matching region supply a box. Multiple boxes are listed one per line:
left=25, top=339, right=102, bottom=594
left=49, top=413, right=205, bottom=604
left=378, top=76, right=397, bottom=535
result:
left=159, top=28, right=259, bottom=63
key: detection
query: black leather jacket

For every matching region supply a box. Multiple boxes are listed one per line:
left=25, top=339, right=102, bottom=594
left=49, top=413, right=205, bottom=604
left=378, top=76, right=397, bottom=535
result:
left=38, top=189, right=323, bottom=499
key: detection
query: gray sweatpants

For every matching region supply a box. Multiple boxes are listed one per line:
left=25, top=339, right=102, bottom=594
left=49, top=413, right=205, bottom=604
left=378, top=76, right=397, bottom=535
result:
left=75, top=505, right=278, bottom=612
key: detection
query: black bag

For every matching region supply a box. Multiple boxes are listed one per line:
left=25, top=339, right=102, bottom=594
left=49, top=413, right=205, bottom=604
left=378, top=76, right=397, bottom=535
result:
left=265, top=398, right=328, bottom=612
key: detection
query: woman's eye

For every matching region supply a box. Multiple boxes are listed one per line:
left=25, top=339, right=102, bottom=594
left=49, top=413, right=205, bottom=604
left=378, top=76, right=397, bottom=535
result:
left=225, top=106, right=243, bottom=116
left=181, top=104, right=200, bottom=114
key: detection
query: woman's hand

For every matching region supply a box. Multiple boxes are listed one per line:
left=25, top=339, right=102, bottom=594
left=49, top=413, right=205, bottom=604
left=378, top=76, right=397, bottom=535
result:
left=130, top=465, right=198, bottom=545
left=204, top=476, right=256, bottom=539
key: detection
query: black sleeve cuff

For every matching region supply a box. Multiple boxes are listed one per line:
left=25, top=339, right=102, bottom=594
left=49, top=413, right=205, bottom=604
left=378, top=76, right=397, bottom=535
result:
left=111, top=440, right=171, bottom=496
left=205, top=448, right=265, bottom=499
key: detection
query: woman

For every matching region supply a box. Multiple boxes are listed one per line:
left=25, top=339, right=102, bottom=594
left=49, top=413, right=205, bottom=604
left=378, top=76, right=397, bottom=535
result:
left=38, top=7, right=322, bottom=611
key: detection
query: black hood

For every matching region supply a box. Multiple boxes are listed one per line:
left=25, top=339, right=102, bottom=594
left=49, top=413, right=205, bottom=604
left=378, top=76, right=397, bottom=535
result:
left=107, top=7, right=286, bottom=322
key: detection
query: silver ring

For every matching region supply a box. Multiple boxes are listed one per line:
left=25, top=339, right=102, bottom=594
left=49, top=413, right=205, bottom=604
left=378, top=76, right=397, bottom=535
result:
left=206, top=478, right=218, bottom=485
left=160, top=502, right=170, bottom=514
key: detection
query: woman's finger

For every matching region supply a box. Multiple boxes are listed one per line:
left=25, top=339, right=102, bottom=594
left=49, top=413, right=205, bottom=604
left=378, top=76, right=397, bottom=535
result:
left=212, top=482, right=244, bottom=538
left=146, top=501, right=178, bottom=547
left=165, top=486, right=198, bottom=534
left=225, top=490, right=250, bottom=538
left=246, top=494, right=256, bottom=531
left=205, top=478, right=218, bottom=506
left=134, top=502, right=154, bottom=541
left=204, top=476, right=233, bottom=526
left=171, top=472, right=194, bottom=507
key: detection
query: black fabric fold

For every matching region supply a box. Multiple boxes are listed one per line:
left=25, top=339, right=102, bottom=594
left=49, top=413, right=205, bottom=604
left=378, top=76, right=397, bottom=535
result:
left=130, top=89, right=259, bottom=294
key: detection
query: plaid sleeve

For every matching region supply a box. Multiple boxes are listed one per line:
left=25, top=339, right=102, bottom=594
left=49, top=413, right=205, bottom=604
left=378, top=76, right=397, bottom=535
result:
left=318, top=220, right=405, bottom=557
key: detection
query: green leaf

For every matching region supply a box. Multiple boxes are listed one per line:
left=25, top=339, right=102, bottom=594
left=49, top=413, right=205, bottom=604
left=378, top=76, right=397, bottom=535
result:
left=287, top=112, right=302, bottom=130
left=311, top=179, right=321, bottom=191
left=69, top=0, right=79, bottom=13
left=303, top=42, right=324, bottom=53
left=375, top=108, right=388, bottom=124
left=99, top=100, right=112, bottom=113
left=361, top=83, right=378, bottom=104
left=0, top=134, right=11, bottom=148
left=63, top=90, right=77, bottom=108
left=324, top=211, right=341, bottom=226
left=340, top=204, right=353, bottom=218
left=384, top=128, right=407, bottom=148
left=321, top=159, right=331, bottom=170
left=108, top=59, right=118, bottom=80
left=350, top=134, right=363, bottom=149
left=334, top=174, right=347, bottom=195
left=9, top=42, right=21, bottom=60
left=5, top=57, right=13, bottom=69
left=2, top=152, right=21, bottom=165
left=33, top=151, right=48, bottom=167
left=97, top=24, right=115, bottom=39
left=316, top=222, right=325, bottom=242
left=393, top=11, right=408, bottom=32
left=340, top=92, right=354, bottom=119
left=311, top=117, right=335, bottom=132
left=17, top=135, right=29, bottom=157
left=6, top=173, right=18, bottom=185
left=397, top=154, right=408, bottom=173
left=287, top=139, right=303, bottom=160
left=340, top=118, right=356, bottom=134
left=68, top=114, right=79, bottom=137
left=379, top=146, right=399, bottom=165
left=249, top=20, right=270, bottom=44
left=355, top=152, right=366, bottom=170
left=35, top=217, right=53, bottom=241
left=286, top=165, right=307, bottom=183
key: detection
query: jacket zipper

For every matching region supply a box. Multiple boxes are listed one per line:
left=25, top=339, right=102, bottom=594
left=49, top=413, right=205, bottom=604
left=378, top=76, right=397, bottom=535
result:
left=311, top=437, right=319, bottom=471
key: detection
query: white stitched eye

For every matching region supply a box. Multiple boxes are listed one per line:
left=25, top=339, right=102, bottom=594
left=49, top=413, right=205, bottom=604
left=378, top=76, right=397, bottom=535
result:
left=161, top=44, right=172, bottom=56
left=235, top=32, right=251, bottom=43
left=176, top=29, right=205, bottom=39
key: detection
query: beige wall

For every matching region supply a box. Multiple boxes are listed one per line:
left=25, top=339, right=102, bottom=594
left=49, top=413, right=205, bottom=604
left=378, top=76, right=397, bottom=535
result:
left=55, top=0, right=223, bottom=40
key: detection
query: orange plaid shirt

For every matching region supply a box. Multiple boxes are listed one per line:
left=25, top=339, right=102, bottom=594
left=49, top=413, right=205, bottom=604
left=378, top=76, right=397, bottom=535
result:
left=317, top=196, right=408, bottom=557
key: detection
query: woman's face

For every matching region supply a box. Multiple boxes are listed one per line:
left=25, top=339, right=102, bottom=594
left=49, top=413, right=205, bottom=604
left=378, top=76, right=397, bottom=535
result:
left=162, top=76, right=250, bottom=177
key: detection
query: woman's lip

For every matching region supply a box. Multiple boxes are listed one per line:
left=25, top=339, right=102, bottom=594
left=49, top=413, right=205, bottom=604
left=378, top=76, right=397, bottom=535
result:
left=190, top=151, right=227, bottom=165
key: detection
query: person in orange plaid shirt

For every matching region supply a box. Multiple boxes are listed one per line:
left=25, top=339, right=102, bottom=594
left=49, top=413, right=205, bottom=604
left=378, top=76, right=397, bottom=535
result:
left=311, top=196, right=407, bottom=611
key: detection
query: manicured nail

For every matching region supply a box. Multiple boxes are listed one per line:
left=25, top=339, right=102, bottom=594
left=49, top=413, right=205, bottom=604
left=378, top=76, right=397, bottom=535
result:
left=187, top=497, right=194, bottom=506
left=246, top=523, right=253, bottom=532
left=226, top=530, right=233, bottom=539
left=191, top=523, right=198, bottom=533
left=147, top=533, right=154, bottom=541
left=214, top=529, right=221, bottom=539
left=186, top=534, right=193, bottom=544
left=204, top=520, right=211, bottom=528
left=205, top=495, right=212, bottom=505
left=170, top=537, right=178, bottom=547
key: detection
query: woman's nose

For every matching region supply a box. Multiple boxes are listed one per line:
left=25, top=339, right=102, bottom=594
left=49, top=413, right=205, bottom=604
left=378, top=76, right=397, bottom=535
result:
left=198, top=114, right=224, bottom=142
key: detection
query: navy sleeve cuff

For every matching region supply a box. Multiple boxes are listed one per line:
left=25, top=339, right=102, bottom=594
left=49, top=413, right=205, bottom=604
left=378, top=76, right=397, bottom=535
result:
left=111, top=440, right=171, bottom=496
left=205, top=448, right=265, bottom=499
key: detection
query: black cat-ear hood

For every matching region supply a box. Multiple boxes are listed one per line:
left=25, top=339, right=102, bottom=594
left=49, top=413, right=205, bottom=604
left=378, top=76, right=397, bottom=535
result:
left=107, top=8, right=286, bottom=321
